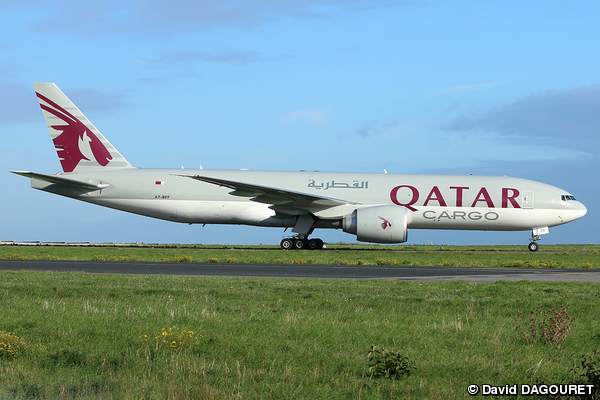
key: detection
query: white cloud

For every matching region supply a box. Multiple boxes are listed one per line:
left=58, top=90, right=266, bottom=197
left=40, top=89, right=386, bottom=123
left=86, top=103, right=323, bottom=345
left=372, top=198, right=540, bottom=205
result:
left=26, top=0, right=404, bottom=36
left=352, top=121, right=401, bottom=138
left=141, top=0, right=402, bottom=29
left=444, top=85, right=600, bottom=153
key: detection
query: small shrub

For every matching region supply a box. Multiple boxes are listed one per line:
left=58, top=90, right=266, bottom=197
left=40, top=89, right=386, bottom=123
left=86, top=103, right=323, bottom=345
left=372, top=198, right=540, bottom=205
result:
left=141, top=327, right=201, bottom=352
left=0, top=331, right=27, bottom=358
left=367, top=345, right=414, bottom=379
left=521, top=261, right=565, bottom=268
left=376, top=258, right=400, bottom=266
left=573, top=351, right=600, bottom=399
left=500, top=260, right=526, bottom=268
left=292, top=259, right=313, bottom=264
left=515, top=306, right=575, bottom=344
left=168, top=255, right=193, bottom=262
left=468, top=262, right=485, bottom=267
left=4, top=253, right=28, bottom=260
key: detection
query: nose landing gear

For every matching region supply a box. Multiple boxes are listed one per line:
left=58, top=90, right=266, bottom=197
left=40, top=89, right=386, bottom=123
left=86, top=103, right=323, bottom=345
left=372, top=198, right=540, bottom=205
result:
left=528, top=234, right=541, bottom=252
left=528, top=227, right=548, bottom=252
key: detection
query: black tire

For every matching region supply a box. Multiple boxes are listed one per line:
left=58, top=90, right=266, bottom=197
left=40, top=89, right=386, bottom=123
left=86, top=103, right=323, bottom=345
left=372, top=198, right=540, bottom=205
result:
left=528, top=242, right=539, bottom=252
left=293, top=239, right=305, bottom=250
left=280, top=238, right=293, bottom=250
left=308, top=239, right=319, bottom=250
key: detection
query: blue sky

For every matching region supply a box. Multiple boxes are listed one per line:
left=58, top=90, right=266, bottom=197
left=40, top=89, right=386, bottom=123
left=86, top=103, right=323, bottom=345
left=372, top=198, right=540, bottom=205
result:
left=2, top=0, right=598, bottom=246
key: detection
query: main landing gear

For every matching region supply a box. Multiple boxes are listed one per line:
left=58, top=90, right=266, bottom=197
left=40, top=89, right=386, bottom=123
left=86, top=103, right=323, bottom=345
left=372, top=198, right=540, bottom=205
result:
left=281, top=214, right=323, bottom=250
left=280, top=236, right=324, bottom=250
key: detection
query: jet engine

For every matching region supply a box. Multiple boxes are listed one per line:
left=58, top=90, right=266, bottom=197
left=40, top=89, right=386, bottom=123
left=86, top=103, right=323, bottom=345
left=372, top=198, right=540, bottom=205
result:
left=343, top=205, right=409, bottom=243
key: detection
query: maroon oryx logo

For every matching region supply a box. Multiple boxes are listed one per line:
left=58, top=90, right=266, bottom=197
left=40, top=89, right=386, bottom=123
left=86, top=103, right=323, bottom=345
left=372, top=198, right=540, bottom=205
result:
left=36, top=92, right=112, bottom=172
left=378, top=216, right=392, bottom=230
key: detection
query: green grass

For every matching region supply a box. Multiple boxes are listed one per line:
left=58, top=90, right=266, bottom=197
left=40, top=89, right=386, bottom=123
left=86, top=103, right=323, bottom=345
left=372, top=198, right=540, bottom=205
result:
left=1, top=270, right=599, bottom=399
left=1, top=243, right=599, bottom=269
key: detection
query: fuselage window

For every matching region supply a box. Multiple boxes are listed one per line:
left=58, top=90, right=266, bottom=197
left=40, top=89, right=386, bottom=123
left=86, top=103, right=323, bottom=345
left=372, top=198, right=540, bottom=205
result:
left=561, top=195, right=577, bottom=201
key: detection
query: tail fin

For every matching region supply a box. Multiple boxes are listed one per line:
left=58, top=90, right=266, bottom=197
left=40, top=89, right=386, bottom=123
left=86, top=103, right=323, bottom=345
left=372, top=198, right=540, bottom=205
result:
left=33, top=82, right=134, bottom=173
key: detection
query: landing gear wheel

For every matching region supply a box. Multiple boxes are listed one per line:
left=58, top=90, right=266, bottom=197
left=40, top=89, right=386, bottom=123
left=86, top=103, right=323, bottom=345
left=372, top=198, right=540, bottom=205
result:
left=280, top=238, right=293, bottom=250
left=307, top=239, right=321, bottom=250
left=293, top=239, right=306, bottom=250
left=528, top=242, right=539, bottom=252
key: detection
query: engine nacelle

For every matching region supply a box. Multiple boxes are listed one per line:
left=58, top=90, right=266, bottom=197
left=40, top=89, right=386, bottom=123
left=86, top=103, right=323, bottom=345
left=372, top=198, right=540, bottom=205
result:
left=343, top=205, right=409, bottom=244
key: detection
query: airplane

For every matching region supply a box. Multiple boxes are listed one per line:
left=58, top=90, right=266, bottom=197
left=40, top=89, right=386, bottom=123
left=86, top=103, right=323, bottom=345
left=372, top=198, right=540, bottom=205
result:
left=12, top=83, right=587, bottom=251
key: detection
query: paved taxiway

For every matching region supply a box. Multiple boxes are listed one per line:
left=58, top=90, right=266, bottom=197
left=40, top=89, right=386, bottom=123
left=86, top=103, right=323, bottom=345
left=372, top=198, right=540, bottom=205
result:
left=1, top=259, right=599, bottom=283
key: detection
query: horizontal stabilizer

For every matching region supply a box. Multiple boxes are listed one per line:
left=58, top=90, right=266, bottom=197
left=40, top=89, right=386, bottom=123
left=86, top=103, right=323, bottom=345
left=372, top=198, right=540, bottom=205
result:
left=11, top=171, right=110, bottom=190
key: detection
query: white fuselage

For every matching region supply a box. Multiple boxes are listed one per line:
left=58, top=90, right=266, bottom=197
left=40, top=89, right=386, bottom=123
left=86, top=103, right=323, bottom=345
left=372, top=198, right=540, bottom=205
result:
left=31, top=168, right=587, bottom=233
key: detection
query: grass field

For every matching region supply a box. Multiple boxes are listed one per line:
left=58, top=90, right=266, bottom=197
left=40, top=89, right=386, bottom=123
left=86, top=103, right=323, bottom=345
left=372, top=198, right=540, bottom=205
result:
left=1, top=245, right=599, bottom=399
left=1, top=243, right=600, bottom=269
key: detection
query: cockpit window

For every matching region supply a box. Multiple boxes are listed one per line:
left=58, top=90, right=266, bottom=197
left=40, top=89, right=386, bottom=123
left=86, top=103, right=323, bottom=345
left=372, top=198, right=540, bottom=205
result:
left=561, top=195, right=577, bottom=201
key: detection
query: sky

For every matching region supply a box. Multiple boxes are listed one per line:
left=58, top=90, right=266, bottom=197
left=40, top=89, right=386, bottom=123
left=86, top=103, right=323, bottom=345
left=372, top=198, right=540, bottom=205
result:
left=2, top=0, right=598, bottom=246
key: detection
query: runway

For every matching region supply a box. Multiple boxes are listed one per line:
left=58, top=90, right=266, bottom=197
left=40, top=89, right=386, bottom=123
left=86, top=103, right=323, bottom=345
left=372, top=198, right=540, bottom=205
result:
left=1, top=259, right=599, bottom=283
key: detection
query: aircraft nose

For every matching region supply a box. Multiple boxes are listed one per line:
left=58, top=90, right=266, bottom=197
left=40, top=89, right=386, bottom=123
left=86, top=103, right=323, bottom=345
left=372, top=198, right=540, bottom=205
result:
left=566, top=201, right=587, bottom=222
left=559, top=198, right=587, bottom=224
left=576, top=202, right=588, bottom=219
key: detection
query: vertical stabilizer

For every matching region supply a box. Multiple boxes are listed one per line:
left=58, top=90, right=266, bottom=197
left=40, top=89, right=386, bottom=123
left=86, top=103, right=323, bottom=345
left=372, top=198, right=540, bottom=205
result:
left=33, top=82, right=134, bottom=172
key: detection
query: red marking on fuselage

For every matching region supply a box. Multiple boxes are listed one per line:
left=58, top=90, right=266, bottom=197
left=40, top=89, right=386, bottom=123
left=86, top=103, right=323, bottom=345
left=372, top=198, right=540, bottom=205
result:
left=390, top=185, right=521, bottom=211
left=36, top=92, right=112, bottom=172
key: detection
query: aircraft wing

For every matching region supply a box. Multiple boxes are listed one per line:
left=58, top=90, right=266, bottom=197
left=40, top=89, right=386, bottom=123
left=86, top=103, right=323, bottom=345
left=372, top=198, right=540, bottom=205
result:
left=11, top=171, right=110, bottom=190
left=174, top=174, right=358, bottom=212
